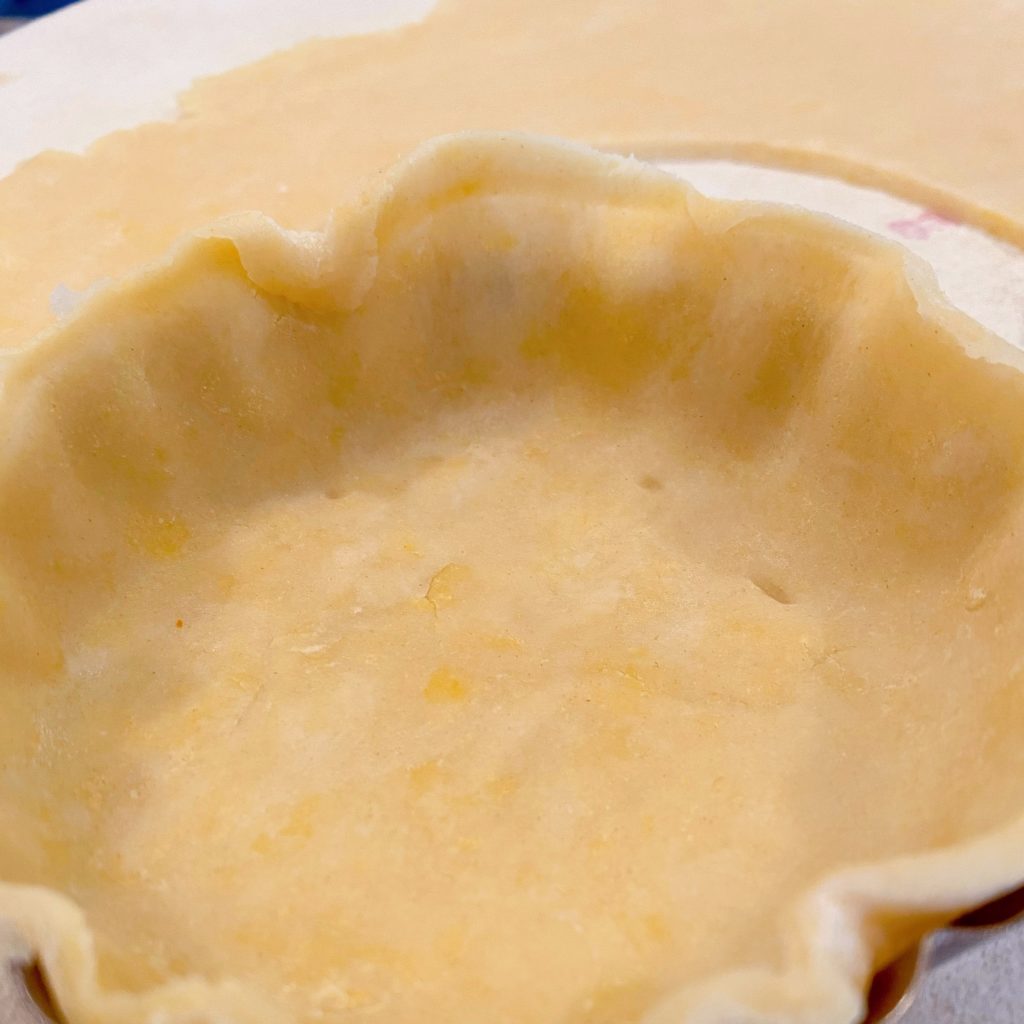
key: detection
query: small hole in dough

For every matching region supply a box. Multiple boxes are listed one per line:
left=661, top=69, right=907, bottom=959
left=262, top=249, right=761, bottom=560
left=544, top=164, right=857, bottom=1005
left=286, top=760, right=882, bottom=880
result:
left=324, top=488, right=341, bottom=500
left=639, top=474, right=663, bottom=491
left=750, top=575, right=793, bottom=605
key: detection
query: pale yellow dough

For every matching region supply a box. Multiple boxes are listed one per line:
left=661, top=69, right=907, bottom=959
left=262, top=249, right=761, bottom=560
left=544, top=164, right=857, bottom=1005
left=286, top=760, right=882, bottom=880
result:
left=2, top=135, right=1024, bottom=1024
left=2, top=0, right=1024, bottom=351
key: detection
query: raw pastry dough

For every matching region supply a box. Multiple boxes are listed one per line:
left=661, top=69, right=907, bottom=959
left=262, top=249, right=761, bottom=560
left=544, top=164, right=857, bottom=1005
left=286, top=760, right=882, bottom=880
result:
left=2, top=0, right=1024, bottom=351
left=2, top=134, right=1024, bottom=1024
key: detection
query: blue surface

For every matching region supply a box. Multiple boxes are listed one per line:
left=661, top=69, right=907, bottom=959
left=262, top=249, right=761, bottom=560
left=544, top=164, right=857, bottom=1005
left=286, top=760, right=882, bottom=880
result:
left=0, top=0, right=78, bottom=16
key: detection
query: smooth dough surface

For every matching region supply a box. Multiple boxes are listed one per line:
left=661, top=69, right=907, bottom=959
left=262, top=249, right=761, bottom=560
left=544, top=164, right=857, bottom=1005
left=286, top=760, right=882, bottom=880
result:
left=2, top=0, right=1024, bottom=352
left=2, top=135, right=1024, bottom=1024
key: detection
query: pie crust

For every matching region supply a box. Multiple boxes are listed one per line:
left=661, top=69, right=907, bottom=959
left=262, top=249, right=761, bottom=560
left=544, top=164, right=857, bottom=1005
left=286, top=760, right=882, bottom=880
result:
left=2, top=135, right=1024, bottom=1024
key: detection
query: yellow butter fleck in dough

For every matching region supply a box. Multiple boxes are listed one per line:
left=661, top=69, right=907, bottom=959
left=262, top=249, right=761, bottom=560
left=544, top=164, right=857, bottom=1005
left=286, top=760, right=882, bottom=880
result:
left=423, top=668, right=469, bottom=703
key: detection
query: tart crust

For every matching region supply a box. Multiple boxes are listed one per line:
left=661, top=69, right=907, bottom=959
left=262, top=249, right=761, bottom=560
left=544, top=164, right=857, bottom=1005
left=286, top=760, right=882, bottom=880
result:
left=2, top=135, right=1024, bottom=1024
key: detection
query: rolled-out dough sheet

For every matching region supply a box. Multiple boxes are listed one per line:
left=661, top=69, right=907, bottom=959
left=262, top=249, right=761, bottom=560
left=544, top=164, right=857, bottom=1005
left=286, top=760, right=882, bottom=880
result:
left=2, top=0, right=1024, bottom=353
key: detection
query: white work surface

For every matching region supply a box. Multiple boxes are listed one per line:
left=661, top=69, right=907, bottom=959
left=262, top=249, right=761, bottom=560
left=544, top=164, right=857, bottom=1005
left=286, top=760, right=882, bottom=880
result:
left=1, top=3, right=1023, bottom=1022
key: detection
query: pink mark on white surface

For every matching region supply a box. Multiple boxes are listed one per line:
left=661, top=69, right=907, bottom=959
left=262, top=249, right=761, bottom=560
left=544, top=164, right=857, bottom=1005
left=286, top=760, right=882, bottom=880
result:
left=887, top=210, right=957, bottom=240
